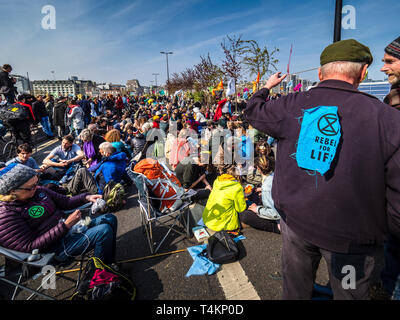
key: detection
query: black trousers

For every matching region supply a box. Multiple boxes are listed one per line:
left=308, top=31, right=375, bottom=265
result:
left=280, top=219, right=376, bottom=300
left=239, top=210, right=280, bottom=234
left=10, top=120, right=32, bottom=145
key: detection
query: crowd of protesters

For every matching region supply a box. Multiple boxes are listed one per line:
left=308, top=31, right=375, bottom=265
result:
left=0, top=35, right=398, bottom=300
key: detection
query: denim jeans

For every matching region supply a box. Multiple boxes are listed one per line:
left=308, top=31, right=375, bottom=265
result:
left=40, top=116, right=54, bottom=137
left=49, top=214, right=118, bottom=264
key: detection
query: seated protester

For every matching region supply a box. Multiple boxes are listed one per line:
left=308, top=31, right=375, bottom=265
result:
left=94, top=142, right=127, bottom=194
left=41, top=134, right=85, bottom=181
left=104, top=129, right=131, bottom=158
left=202, top=165, right=246, bottom=232
left=130, top=127, right=146, bottom=160
left=123, top=123, right=134, bottom=145
left=240, top=155, right=280, bottom=234
left=79, top=129, right=105, bottom=172
left=243, top=140, right=273, bottom=186
left=159, top=114, right=169, bottom=133
left=175, top=155, right=212, bottom=191
left=6, top=143, right=43, bottom=173
left=0, top=163, right=117, bottom=265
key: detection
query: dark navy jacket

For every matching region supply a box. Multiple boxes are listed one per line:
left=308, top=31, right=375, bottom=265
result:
left=245, top=80, right=400, bottom=253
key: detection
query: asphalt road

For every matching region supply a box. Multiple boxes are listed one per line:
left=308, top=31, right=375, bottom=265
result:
left=0, top=136, right=385, bottom=302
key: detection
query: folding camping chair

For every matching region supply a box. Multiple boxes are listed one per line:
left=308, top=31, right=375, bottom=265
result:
left=130, top=171, right=196, bottom=254
left=0, top=202, right=93, bottom=300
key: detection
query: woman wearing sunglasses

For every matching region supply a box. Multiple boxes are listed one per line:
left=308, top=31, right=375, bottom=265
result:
left=0, top=163, right=117, bottom=264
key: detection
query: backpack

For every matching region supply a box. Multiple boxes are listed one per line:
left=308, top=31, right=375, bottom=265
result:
left=102, top=180, right=126, bottom=212
left=204, top=231, right=240, bottom=264
left=71, top=257, right=136, bottom=301
left=133, top=158, right=185, bottom=213
left=0, top=102, right=29, bottom=121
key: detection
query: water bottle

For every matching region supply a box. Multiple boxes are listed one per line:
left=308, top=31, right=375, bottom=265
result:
left=392, top=274, right=400, bottom=300
left=27, top=249, right=41, bottom=262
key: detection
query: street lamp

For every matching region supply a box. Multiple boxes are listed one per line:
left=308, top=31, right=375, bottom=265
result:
left=333, top=0, right=343, bottom=42
left=160, top=51, right=173, bottom=84
left=152, top=73, right=159, bottom=87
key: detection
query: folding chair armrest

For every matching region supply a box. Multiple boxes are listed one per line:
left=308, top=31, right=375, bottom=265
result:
left=64, top=202, right=92, bottom=215
left=0, top=246, right=55, bottom=268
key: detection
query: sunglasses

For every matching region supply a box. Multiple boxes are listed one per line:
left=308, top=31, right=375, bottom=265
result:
left=16, top=181, right=39, bottom=191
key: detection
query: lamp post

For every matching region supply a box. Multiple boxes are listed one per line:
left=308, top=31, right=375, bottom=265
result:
left=333, top=0, right=343, bottom=42
left=160, top=51, right=173, bottom=85
left=152, top=73, right=159, bottom=87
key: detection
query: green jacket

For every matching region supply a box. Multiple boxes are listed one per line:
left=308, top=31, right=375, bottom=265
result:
left=202, top=174, right=246, bottom=231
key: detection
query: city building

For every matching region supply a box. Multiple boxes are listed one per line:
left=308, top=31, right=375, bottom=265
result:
left=32, top=77, right=97, bottom=97
left=126, top=79, right=144, bottom=95
left=97, top=83, right=127, bottom=96
left=11, top=74, right=31, bottom=94
left=358, top=79, right=391, bottom=101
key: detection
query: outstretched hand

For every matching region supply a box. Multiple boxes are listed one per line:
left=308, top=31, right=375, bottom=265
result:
left=263, top=72, right=287, bottom=90
left=86, top=194, right=103, bottom=203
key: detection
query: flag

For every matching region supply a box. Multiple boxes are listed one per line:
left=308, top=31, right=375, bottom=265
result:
left=293, top=83, right=302, bottom=92
left=216, top=80, right=224, bottom=90
left=226, top=78, right=235, bottom=96
left=287, top=80, right=293, bottom=88
left=287, top=44, right=293, bottom=74
left=252, top=81, right=257, bottom=93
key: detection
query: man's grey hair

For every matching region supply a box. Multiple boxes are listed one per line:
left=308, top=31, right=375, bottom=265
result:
left=99, top=142, right=116, bottom=154
left=321, top=61, right=366, bottom=80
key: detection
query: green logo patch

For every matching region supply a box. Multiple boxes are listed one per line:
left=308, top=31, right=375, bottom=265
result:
left=29, top=206, right=45, bottom=218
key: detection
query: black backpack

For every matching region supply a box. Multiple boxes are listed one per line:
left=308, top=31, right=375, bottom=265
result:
left=0, top=102, right=29, bottom=121
left=205, top=231, right=240, bottom=264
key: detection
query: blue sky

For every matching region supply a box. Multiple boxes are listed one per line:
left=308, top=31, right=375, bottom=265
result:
left=1, top=0, right=399, bottom=86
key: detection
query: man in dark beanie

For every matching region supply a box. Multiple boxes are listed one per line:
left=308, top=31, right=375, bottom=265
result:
left=379, top=36, right=400, bottom=299
left=245, top=39, right=400, bottom=300
left=381, top=36, right=400, bottom=109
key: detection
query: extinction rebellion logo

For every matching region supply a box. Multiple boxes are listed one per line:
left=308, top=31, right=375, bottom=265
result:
left=317, top=114, right=340, bottom=136
left=29, top=206, right=45, bottom=218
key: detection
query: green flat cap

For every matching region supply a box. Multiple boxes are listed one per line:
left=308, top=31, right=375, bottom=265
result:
left=320, top=39, right=373, bottom=66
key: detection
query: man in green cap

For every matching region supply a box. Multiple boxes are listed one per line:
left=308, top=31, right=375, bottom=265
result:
left=245, top=39, right=400, bottom=300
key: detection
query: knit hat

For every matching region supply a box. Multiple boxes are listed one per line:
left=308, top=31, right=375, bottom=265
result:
left=385, top=36, right=400, bottom=60
left=0, top=163, right=37, bottom=195
left=320, top=39, right=373, bottom=66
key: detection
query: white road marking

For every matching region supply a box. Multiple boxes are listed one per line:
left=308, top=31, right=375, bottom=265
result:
left=206, top=230, right=260, bottom=300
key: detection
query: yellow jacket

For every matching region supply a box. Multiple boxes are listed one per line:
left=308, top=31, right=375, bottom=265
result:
left=202, top=174, right=246, bottom=231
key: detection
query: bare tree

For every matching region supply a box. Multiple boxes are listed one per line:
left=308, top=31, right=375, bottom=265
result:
left=220, top=34, right=243, bottom=83
left=194, top=53, right=224, bottom=90
left=238, top=39, right=279, bottom=80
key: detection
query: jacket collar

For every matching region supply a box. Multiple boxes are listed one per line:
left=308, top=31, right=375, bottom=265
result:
left=313, top=79, right=378, bottom=100
left=316, top=79, right=357, bottom=91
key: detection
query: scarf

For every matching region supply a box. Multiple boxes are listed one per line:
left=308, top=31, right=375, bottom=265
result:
left=84, top=141, right=98, bottom=168
left=68, top=105, right=78, bottom=114
left=384, top=83, right=400, bottom=109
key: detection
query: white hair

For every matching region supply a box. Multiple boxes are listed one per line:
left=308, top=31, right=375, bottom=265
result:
left=99, top=142, right=116, bottom=154
left=321, top=61, right=365, bottom=80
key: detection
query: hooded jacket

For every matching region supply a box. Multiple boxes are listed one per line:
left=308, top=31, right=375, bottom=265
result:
left=202, top=174, right=246, bottom=231
left=95, top=151, right=127, bottom=192
left=0, top=187, right=88, bottom=253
